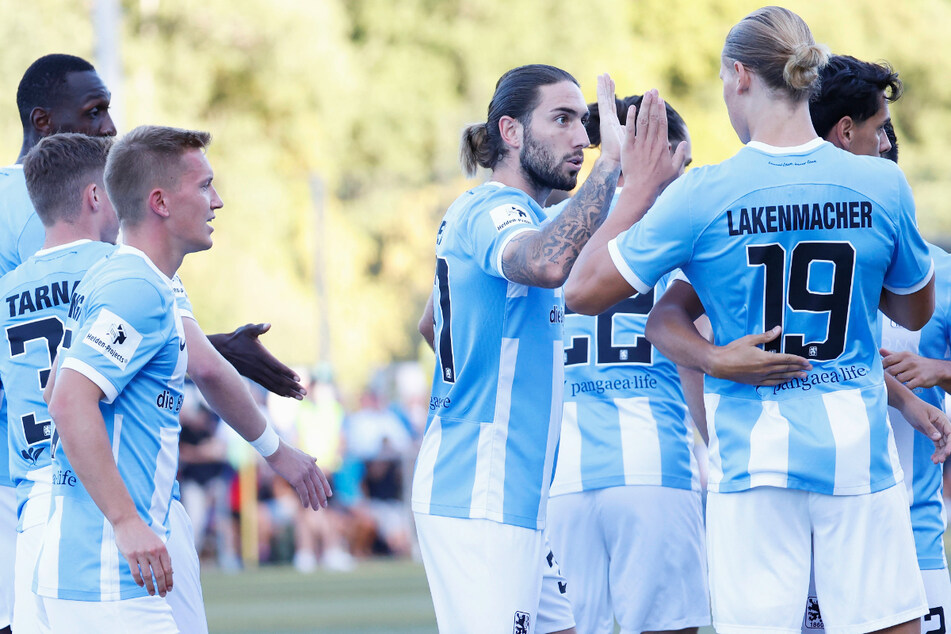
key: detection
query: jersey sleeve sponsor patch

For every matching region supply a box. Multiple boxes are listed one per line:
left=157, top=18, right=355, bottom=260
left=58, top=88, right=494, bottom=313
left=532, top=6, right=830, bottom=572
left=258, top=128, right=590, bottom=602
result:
left=81, top=308, right=143, bottom=371
left=489, top=204, right=532, bottom=232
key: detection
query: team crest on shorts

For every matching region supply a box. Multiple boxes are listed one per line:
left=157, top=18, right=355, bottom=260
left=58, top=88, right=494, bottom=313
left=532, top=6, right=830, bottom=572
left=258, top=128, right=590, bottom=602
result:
left=513, top=611, right=531, bottom=634
left=803, top=595, right=824, bottom=630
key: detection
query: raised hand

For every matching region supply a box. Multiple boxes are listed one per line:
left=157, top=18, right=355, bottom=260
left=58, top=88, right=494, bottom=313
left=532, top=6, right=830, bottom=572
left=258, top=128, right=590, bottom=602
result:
left=596, top=73, right=623, bottom=165
left=621, top=90, right=690, bottom=200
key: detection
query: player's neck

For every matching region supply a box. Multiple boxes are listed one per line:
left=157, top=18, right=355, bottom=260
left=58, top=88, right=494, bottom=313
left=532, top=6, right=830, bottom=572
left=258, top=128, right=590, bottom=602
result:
left=42, top=223, right=102, bottom=251
left=491, top=162, right=551, bottom=206
left=746, top=99, right=818, bottom=147
left=121, top=228, right=184, bottom=280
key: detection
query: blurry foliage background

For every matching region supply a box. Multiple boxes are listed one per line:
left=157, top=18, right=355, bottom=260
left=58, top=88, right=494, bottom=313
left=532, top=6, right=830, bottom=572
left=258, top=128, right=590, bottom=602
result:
left=1, top=0, right=950, bottom=392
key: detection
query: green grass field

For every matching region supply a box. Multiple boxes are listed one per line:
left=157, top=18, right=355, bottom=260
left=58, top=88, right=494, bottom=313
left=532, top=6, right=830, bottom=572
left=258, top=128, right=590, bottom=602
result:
left=202, top=559, right=717, bottom=633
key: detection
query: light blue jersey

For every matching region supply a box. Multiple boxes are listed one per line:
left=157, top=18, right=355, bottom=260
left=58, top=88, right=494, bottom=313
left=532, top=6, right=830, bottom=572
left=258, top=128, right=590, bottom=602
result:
left=34, top=245, right=187, bottom=601
left=0, top=240, right=115, bottom=531
left=881, top=243, right=951, bottom=570
left=546, top=192, right=697, bottom=496
left=0, top=166, right=46, bottom=488
left=412, top=182, right=563, bottom=530
left=609, top=139, right=933, bottom=495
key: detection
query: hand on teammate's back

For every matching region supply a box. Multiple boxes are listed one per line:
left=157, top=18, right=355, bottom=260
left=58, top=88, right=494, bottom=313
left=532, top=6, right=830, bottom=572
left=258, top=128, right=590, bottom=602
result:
left=621, top=89, right=689, bottom=202
left=706, top=326, right=812, bottom=386
left=207, top=323, right=307, bottom=399
left=265, top=440, right=333, bottom=509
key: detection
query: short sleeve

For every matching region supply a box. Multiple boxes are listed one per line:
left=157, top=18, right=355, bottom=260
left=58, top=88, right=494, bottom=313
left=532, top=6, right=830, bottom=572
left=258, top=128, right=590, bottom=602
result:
left=60, top=278, right=172, bottom=403
left=465, top=198, right=539, bottom=280
left=883, top=173, right=933, bottom=295
left=170, top=274, right=195, bottom=321
left=608, top=177, right=695, bottom=294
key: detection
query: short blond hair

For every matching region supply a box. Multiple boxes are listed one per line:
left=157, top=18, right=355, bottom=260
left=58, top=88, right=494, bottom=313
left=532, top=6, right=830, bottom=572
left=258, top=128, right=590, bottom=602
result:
left=104, top=125, right=211, bottom=226
left=723, top=6, right=830, bottom=102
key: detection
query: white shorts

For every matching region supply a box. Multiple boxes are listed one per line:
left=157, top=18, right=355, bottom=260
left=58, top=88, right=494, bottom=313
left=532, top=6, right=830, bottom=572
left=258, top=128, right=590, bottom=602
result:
left=803, top=566, right=951, bottom=634
left=165, top=498, right=209, bottom=634
left=0, top=485, right=16, bottom=628
left=416, top=513, right=573, bottom=633
left=708, top=485, right=926, bottom=634
left=13, top=521, right=48, bottom=634
left=547, top=485, right=709, bottom=634
left=43, top=594, right=178, bottom=633
left=537, top=535, right=574, bottom=633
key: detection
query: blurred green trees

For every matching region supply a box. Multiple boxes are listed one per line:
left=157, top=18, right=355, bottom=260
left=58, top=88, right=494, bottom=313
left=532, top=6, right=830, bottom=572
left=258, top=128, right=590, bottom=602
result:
left=1, top=0, right=949, bottom=391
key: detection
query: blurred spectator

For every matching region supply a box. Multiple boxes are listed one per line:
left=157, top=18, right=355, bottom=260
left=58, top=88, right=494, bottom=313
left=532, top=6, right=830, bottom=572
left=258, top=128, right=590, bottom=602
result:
left=291, top=367, right=356, bottom=572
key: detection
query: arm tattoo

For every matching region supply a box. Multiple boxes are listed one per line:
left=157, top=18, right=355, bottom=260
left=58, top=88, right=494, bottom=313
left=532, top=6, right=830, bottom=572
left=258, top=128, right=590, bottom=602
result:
left=502, top=160, right=621, bottom=287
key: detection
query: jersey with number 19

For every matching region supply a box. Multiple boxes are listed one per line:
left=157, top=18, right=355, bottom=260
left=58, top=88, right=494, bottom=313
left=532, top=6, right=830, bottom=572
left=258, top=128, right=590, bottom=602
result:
left=412, top=181, right=563, bottom=530
left=34, top=245, right=187, bottom=601
left=609, top=139, right=933, bottom=496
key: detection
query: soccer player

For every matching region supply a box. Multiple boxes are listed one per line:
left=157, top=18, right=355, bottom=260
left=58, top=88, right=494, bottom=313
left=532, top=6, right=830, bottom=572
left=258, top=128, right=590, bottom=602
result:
left=0, top=52, right=116, bottom=634
left=0, top=134, right=118, bottom=633
left=546, top=94, right=709, bottom=634
left=564, top=7, right=941, bottom=633
left=31, top=125, right=216, bottom=631
left=412, top=65, right=683, bottom=633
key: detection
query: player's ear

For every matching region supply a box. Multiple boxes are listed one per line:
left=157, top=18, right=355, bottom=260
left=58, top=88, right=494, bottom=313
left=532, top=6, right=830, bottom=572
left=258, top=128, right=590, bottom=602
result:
left=147, top=188, right=170, bottom=219
left=30, top=107, right=53, bottom=136
left=498, top=115, right=523, bottom=151
left=829, top=116, right=854, bottom=151
left=734, top=61, right=752, bottom=94
left=83, top=182, right=100, bottom=212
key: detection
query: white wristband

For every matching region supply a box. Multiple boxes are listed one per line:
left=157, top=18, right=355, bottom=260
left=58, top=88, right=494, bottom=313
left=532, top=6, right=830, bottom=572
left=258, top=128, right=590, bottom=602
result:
left=250, top=423, right=280, bottom=457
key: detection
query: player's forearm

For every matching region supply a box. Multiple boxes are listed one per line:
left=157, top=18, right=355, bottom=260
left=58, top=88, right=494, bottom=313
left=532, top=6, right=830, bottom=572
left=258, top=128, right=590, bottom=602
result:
left=885, top=372, right=917, bottom=412
left=501, top=157, right=620, bottom=288
left=187, top=324, right=268, bottom=443
left=562, top=187, right=656, bottom=313
left=678, top=366, right=708, bottom=445
left=49, top=390, right=138, bottom=526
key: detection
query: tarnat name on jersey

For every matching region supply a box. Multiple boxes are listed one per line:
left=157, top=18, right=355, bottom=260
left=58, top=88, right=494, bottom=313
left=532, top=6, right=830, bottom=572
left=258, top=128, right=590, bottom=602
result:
left=5, top=280, right=78, bottom=317
left=726, top=200, right=872, bottom=236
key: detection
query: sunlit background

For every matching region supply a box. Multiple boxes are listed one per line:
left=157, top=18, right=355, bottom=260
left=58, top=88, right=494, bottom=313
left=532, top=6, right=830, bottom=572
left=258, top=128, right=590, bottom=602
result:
left=3, top=1, right=951, bottom=631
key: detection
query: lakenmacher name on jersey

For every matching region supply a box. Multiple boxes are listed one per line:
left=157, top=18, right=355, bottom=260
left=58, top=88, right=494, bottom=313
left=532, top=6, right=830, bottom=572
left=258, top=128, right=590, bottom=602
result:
left=4, top=279, right=78, bottom=317
left=726, top=200, right=872, bottom=236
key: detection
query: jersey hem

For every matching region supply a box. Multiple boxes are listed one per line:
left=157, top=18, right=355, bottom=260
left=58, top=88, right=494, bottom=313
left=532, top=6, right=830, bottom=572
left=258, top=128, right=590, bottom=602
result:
left=411, top=501, right=541, bottom=530
left=709, top=474, right=899, bottom=496
left=550, top=474, right=697, bottom=497
left=917, top=558, right=947, bottom=570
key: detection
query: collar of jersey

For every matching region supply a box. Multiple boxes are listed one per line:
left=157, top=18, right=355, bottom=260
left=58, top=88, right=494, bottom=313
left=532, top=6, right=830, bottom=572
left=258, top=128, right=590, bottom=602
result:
left=115, top=243, right=175, bottom=287
left=33, top=238, right=93, bottom=257
left=746, top=137, right=826, bottom=155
